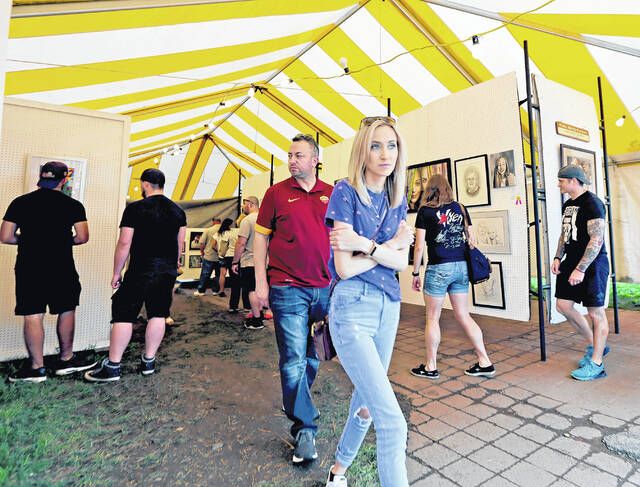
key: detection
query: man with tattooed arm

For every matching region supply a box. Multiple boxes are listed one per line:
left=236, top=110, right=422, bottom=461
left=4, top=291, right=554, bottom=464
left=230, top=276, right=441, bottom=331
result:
left=552, top=165, right=610, bottom=381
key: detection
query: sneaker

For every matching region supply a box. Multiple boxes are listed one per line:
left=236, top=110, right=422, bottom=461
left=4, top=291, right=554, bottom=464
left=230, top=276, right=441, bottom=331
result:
left=165, top=316, right=175, bottom=326
left=228, top=308, right=239, bottom=314
left=292, top=430, right=317, bottom=463
left=217, top=291, right=227, bottom=298
left=140, top=355, right=156, bottom=376
left=410, top=363, right=439, bottom=379
left=464, top=363, right=496, bottom=378
left=9, top=362, right=47, bottom=383
left=243, top=317, right=264, bottom=330
left=326, top=468, right=348, bottom=487
left=578, top=344, right=610, bottom=368
left=193, top=290, right=205, bottom=296
left=53, top=353, right=99, bottom=376
left=571, top=359, right=606, bottom=381
left=84, top=358, right=121, bottom=382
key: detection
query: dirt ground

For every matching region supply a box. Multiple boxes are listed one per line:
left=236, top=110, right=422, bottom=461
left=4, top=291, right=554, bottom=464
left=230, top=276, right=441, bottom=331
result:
left=83, top=292, right=395, bottom=487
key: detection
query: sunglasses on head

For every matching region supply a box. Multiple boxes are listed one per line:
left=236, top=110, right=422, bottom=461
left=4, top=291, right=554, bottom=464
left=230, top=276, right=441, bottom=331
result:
left=359, top=116, right=396, bottom=128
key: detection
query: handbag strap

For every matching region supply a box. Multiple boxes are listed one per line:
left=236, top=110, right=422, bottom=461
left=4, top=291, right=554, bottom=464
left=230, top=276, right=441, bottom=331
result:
left=458, top=202, right=471, bottom=245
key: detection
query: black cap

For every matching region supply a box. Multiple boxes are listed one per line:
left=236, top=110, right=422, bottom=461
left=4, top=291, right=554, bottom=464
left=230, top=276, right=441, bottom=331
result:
left=140, top=168, right=165, bottom=188
left=37, top=161, right=68, bottom=189
left=558, top=164, right=590, bottom=185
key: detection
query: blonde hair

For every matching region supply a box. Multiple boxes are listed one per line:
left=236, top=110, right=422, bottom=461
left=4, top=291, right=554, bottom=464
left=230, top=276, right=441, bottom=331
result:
left=347, top=119, right=407, bottom=208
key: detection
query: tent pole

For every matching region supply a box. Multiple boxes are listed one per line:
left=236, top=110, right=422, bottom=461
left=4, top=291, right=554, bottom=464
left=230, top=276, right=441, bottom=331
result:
left=237, top=168, right=242, bottom=218
left=270, top=154, right=274, bottom=187
left=315, top=132, right=321, bottom=179
left=597, top=76, right=620, bottom=334
left=387, top=98, right=392, bottom=117
left=524, top=40, right=547, bottom=361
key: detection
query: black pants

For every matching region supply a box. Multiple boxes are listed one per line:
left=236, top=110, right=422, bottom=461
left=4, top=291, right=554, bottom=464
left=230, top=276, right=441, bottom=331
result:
left=229, top=268, right=250, bottom=310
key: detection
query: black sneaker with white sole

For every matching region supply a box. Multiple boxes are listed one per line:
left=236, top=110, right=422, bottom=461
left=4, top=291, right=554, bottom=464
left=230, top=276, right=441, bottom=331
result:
left=53, top=353, right=99, bottom=376
left=293, top=430, right=318, bottom=464
left=9, top=362, right=47, bottom=383
left=464, top=363, right=496, bottom=378
left=243, top=317, right=264, bottom=330
left=140, top=355, right=156, bottom=376
left=410, top=363, right=440, bottom=379
left=84, top=358, right=121, bottom=382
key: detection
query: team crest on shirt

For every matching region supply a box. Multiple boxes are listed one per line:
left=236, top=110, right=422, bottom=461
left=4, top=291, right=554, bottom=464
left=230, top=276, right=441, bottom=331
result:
left=320, top=195, right=329, bottom=204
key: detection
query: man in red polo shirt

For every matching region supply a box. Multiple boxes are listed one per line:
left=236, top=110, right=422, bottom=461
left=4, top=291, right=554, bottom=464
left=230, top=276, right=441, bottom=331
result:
left=254, top=133, right=332, bottom=464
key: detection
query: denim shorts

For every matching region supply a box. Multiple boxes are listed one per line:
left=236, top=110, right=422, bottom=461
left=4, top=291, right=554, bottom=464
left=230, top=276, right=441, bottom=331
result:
left=423, top=261, right=469, bottom=297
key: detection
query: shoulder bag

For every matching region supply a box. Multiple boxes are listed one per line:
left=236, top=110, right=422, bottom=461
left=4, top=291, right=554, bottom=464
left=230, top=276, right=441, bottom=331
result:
left=459, top=202, right=492, bottom=285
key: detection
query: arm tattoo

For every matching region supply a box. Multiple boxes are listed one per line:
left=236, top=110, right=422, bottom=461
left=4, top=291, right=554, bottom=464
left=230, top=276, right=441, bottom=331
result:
left=554, top=235, right=565, bottom=261
left=576, top=218, right=605, bottom=272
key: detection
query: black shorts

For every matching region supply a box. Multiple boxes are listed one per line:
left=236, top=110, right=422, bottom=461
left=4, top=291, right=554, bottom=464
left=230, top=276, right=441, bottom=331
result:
left=555, top=256, right=609, bottom=307
left=240, top=266, right=256, bottom=293
left=111, top=272, right=176, bottom=323
left=220, top=256, right=233, bottom=269
left=15, top=268, right=81, bottom=316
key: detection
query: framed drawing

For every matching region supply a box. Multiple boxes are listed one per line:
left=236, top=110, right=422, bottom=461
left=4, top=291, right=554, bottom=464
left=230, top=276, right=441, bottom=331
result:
left=472, top=262, right=505, bottom=309
left=472, top=210, right=510, bottom=254
left=25, top=155, right=88, bottom=203
left=189, top=231, right=203, bottom=250
left=454, top=155, right=490, bottom=208
left=560, top=144, right=596, bottom=193
left=178, top=254, right=185, bottom=268
left=489, top=150, right=516, bottom=189
left=406, top=158, right=451, bottom=213
left=188, top=255, right=202, bottom=269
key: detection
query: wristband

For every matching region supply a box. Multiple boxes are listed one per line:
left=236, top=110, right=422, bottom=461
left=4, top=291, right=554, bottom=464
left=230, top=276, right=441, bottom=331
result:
left=553, top=257, right=561, bottom=261
left=370, top=243, right=378, bottom=256
left=232, top=261, right=240, bottom=265
left=412, top=271, right=420, bottom=277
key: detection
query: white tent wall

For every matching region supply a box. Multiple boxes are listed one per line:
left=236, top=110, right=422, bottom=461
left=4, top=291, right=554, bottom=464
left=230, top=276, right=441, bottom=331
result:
left=0, top=4, right=10, bottom=139
left=536, top=76, right=609, bottom=324
left=610, top=162, right=640, bottom=283
left=0, top=98, right=130, bottom=361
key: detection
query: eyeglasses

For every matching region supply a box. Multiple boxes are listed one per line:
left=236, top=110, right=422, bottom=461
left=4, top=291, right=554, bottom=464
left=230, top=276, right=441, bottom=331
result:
left=359, top=116, right=396, bottom=128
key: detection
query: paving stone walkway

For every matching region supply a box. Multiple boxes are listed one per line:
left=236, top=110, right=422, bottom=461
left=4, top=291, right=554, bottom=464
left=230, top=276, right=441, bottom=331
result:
left=392, top=304, right=640, bottom=487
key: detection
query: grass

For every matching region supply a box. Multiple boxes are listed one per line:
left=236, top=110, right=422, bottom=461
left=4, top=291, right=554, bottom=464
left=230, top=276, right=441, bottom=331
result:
left=530, top=278, right=640, bottom=309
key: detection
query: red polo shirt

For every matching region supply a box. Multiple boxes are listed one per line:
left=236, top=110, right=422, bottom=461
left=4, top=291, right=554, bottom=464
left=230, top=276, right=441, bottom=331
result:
left=256, top=176, right=333, bottom=288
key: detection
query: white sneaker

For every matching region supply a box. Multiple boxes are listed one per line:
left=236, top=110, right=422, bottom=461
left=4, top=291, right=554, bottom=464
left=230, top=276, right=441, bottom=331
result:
left=326, top=468, right=347, bottom=487
left=165, top=316, right=175, bottom=326
left=193, top=291, right=205, bottom=296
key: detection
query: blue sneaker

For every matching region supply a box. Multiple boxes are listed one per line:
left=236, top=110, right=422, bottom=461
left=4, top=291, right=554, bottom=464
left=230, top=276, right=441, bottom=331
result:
left=571, top=359, right=606, bottom=381
left=578, top=344, right=610, bottom=368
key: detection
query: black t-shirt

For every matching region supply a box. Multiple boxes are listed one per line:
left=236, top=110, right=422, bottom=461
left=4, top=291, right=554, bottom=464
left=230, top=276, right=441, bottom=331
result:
left=560, top=191, right=607, bottom=268
left=120, top=195, right=186, bottom=275
left=3, top=189, right=87, bottom=272
left=416, top=201, right=470, bottom=265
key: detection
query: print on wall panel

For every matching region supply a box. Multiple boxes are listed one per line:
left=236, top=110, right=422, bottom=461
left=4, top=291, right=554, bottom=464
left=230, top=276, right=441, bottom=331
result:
left=454, top=155, right=491, bottom=208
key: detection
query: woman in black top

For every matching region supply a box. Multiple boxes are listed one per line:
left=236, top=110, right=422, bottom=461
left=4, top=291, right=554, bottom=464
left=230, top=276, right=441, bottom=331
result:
left=409, top=174, right=495, bottom=379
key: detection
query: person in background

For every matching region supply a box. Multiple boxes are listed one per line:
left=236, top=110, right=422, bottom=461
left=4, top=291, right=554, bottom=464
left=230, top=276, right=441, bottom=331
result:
left=324, top=116, right=412, bottom=487
left=553, top=165, right=610, bottom=381
left=410, top=174, right=495, bottom=380
left=1, top=161, right=96, bottom=382
left=214, top=218, right=234, bottom=298
left=194, top=217, right=221, bottom=296
left=85, top=168, right=186, bottom=382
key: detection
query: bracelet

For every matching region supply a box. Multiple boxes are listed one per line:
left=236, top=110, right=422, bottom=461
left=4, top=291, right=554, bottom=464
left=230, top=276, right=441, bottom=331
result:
left=232, top=261, right=239, bottom=265
left=366, top=239, right=376, bottom=255
left=553, top=257, right=561, bottom=261
left=370, top=243, right=378, bottom=256
left=412, top=271, right=420, bottom=277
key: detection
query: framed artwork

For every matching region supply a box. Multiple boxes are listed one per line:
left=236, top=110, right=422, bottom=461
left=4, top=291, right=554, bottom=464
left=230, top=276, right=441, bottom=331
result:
left=454, top=155, right=490, bottom=208
left=560, top=144, right=596, bottom=193
left=489, top=150, right=516, bottom=189
left=472, top=210, right=510, bottom=254
left=25, top=155, right=88, bottom=203
left=189, top=231, right=203, bottom=250
left=472, top=262, right=505, bottom=309
left=406, top=158, right=451, bottom=213
left=178, top=254, right=185, bottom=267
left=188, top=255, right=202, bottom=269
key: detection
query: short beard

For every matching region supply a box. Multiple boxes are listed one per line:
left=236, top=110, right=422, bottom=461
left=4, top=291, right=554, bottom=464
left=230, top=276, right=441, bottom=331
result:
left=142, top=189, right=147, bottom=198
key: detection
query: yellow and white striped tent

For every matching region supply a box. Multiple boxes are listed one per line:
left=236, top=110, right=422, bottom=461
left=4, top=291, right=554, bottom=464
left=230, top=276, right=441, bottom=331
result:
left=8, top=0, right=640, bottom=200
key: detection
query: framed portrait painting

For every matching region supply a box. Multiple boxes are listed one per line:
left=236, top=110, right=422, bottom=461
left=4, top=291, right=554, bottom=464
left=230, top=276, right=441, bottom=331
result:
left=189, top=231, right=203, bottom=250
left=489, top=150, right=516, bottom=189
left=188, top=255, right=202, bottom=269
left=454, top=155, right=491, bottom=208
left=25, top=155, right=88, bottom=203
left=472, top=210, right=510, bottom=254
left=406, top=158, right=451, bottom=213
left=472, top=262, right=505, bottom=309
left=560, top=144, right=596, bottom=193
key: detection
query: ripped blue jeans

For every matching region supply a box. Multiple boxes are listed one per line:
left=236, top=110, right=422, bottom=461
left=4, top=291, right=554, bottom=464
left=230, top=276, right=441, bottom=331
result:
left=329, top=279, right=408, bottom=487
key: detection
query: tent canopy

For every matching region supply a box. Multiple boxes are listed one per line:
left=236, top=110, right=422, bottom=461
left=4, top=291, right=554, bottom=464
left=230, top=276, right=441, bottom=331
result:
left=8, top=0, right=640, bottom=200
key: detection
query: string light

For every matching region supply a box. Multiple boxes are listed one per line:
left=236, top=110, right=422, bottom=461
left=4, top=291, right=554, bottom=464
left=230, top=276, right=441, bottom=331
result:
left=247, top=85, right=256, bottom=98
left=615, top=115, right=626, bottom=127
left=339, top=57, right=350, bottom=74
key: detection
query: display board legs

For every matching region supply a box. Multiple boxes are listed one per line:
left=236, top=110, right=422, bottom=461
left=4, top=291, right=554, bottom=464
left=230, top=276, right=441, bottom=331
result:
left=597, top=76, right=620, bottom=334
left=524, top=40, right=547, bottom=361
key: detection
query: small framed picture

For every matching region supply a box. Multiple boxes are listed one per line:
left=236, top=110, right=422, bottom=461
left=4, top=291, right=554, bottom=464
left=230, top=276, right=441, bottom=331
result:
left=454, top=155, right=491, bottom=208
left=189, top=255, right=202, bottom=269
left=25, top=155, right=88, bottom=203
left=406, top=158, right=452, bottom=213
left=560, top=144, right=597, bottom=193
left=489, top=150, right=516, bottom=189
left=189, top=231, right=203, bottom=250
left=472, top=262, right=505, bottom=309
left=178, top=254, right=185, bottom=267
left=472, top=210, right=510, bottom=254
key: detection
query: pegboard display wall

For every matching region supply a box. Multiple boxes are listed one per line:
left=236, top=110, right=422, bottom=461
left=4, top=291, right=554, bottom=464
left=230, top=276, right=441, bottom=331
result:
left=0, top=98, right=130, bottom=361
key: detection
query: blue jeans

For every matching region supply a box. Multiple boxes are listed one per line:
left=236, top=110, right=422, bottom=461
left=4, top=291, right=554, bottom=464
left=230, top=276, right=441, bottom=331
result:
left=270, top=285, right=330, bottom=438
left=329, top=280, right=408, bottom=487
left=197, top=258, right=219, bottom=293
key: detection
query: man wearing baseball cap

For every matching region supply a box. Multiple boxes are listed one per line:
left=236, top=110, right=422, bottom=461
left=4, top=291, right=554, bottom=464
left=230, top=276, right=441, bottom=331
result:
left=1, top=161, right=95, bottom=382
left=552, top=164, right=610, bottom=381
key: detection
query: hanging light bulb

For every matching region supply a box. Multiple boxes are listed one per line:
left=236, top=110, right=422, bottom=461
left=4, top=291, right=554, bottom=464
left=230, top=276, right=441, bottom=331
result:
left=162, top=147, right=169, bottom=154
left=339, top=57, right=349, bottom=74
left=153, top=157, right=159, bottom=164
left=247, top=85, right=256, bottom=98
left=173, top=144, right=179, bottom=151
left=204, top=122, right=210, bottom=128
left=615, top=115, right=626, bottom=127
left=133, top=186, right=139, bottom=191
left=189, top=134, right=195, bottom=141
left=470, top=35, right=482, bottom=60
left=219, top=101, right=226, bottom=107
